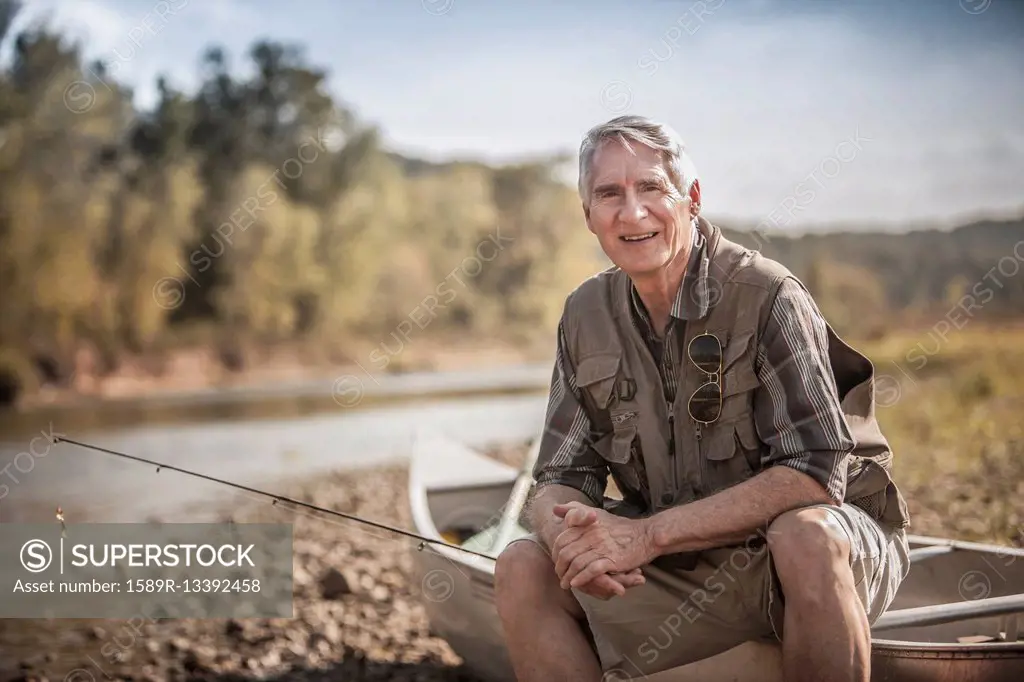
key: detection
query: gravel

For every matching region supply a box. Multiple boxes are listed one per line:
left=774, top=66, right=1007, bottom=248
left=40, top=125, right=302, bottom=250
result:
left=0, top=464, right=487, bottom=682
left=3, top=438, right=1021, bottom=682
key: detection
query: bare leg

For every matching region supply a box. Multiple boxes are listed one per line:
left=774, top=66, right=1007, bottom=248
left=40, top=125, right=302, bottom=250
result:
left=495, top=540, right=603, bottom=682
left=768, top=508, right=870, bottom=682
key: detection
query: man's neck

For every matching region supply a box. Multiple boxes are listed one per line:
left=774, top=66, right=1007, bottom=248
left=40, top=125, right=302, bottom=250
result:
left=632, top=240, right=692, bottom=338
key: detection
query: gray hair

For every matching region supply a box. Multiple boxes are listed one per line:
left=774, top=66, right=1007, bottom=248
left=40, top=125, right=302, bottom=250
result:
left=577, top=115, right=699, bottom=208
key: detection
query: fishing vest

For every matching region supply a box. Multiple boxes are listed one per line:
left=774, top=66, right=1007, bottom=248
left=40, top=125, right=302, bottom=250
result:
left=561, top=217, right=910, bottom=533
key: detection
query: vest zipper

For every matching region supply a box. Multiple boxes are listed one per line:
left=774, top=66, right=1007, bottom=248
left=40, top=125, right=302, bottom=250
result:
left=696, top=421, right=704, bottom=496
left=668, top=402, right=676, bottom=504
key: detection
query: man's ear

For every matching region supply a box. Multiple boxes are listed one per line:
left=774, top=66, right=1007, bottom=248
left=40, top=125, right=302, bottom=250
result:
left=582, top=202, right=596, bottom=234
left=689, top=179, right=702, bottom=217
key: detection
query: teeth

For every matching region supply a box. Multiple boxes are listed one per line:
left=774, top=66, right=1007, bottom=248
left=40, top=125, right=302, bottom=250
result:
left=623, top=232, right=656, bottom=241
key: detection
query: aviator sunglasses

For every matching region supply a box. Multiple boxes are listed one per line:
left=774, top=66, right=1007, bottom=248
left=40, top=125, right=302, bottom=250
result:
left=687, top=332, right=723, bottom=424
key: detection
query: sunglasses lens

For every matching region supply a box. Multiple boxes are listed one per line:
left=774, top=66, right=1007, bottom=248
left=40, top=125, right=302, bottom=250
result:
left=689, top=382, right=722, bottom=423
left=689, top=335, right=721, bottom=373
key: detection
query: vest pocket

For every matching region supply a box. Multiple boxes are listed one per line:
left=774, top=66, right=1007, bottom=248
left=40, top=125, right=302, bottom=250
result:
left=700, top=417, right=760, bottom=495
left=575, top=353, right=621, bottom=410
left=720, top=331, right=760, bottom=421
left=603, top=409, right=644, bottom=500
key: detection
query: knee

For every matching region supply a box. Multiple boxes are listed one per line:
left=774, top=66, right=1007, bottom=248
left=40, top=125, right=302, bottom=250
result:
left=767, top=508, right=850, bottom=588
left=495, top=541, right=553, bottom=610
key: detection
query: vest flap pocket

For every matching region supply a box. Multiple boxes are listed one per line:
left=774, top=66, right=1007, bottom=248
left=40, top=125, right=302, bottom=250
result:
left=605, top=408, right=637, bottom=464
left=723, top=329, right=755, bottom=371
left=723, top=364, right=760, bottom=397
left=735, top=418, right=760, bottom=451
left=705, top=328, right=758, bottom=397
left=705, top=418, right=759, bottom=460
left=576, top=353, right=620, bottom=409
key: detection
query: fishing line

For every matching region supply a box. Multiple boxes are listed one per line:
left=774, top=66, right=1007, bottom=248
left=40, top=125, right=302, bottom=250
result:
left=53, top=436, right=496, bottom=562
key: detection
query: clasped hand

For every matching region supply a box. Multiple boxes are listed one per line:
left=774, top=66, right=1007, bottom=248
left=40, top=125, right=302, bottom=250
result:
left=550, top=501, right=657, bottom=599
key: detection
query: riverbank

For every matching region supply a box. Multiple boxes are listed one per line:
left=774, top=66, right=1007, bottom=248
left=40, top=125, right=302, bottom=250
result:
left=11, top=338, right=550, bottom=413
left=3, top=431, right=1023, bottom=682
left=0, top=461, right=501, bottom=682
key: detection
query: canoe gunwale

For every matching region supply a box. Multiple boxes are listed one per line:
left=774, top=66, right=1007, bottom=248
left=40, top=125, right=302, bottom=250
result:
left=871, top=639, right=1024, bottom=658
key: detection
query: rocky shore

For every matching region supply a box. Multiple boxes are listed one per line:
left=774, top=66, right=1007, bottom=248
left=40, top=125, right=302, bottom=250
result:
left=2, top=439, right=1021, bottom=682
left=0, top=457, right=522, bottom=682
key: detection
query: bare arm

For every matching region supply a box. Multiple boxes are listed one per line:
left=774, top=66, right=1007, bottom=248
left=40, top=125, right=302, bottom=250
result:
left=527, top=483, right=597, bottom=554
left=645, top=279, right=854, bottom=555
left=644, top=466, right=832, bottom=554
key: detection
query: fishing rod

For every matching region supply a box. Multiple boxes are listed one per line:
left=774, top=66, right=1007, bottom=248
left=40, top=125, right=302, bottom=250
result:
left=53, top=436, right=496, bottom=562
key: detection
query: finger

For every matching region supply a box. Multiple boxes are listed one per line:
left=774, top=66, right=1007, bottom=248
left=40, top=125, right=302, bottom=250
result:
left=581, top=574, right=624, bottom=599
left=578, top=585, right=612, bottom=600
left=570, top=558, right=617, bottom=590
left=553, top=502, right=581, bottom=518
left=554, top=539, right=592, bottom=581
left=611, top=571, right=645, bottom=588
left=561, top=550, right=603, bottom=589
left=551, top=526, right=586, bottom=560
left=566, top=507, right=597, bottom=528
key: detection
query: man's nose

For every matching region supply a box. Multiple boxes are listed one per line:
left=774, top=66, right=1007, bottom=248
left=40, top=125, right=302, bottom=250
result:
left=619, top=192, right=647, bottom=224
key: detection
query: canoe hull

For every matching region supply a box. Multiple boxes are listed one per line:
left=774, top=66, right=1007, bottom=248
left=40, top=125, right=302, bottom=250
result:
left=407, top=433, right=1024, bottom=681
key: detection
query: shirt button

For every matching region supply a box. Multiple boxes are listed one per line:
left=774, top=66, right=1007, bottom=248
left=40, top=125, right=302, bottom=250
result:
left=661, top=492, right=674, bottom=506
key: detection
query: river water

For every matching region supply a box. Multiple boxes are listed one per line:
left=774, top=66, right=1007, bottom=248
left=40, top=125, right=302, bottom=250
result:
left=0, top=364, right=551, bottom=525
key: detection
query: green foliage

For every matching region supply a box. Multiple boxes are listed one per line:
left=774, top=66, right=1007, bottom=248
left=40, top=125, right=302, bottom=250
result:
left=0, top=6, right=604, bottom=405
left=1, top=2, right=1022, bottom=409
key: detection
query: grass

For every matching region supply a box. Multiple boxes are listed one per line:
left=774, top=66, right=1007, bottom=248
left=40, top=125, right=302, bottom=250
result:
left=854, top=323, right=1024, bottom=546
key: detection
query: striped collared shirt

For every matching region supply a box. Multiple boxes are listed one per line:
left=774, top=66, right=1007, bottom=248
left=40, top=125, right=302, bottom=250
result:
left=534, top=234, right=855, bottom=508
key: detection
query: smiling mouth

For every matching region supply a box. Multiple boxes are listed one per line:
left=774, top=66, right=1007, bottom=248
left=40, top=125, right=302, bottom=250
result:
left=620, top=231, right=657, bottom=243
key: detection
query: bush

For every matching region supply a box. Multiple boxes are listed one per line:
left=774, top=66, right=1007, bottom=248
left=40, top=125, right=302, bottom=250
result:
left=0, top=348, right=41, bottom=408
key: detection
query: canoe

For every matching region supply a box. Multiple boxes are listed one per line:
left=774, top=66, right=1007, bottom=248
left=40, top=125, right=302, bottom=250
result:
left=407, top=431, right=1024, bottom=681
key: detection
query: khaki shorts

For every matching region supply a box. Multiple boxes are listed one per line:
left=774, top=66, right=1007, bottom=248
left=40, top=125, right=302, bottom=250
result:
left=508, top=503, right=910, bottom=678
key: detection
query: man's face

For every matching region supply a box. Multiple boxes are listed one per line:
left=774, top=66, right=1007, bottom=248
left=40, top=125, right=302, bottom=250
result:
left=584, top=139, right=698, bottom=278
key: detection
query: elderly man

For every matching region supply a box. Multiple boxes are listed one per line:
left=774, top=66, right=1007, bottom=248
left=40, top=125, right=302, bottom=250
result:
left=494, top=115, right=911, bottom=682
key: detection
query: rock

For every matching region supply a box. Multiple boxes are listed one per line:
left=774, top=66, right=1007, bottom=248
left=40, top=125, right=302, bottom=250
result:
left=260, top=649, right=282, bottom=668
left=224, top=619, right=245, bottom=639
left=322, top=619, right=343, bottom=645
left=181, top=651, right=201, bottom=674
left=167, top=636, right=191, bottom=653
left=319, top=567, right=352, bottom=599
left=293, top=564, right=313, bottom=588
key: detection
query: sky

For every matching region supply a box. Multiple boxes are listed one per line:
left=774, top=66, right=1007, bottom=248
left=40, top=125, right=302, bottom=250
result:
left=9, top=0, right=1024, bottom=231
